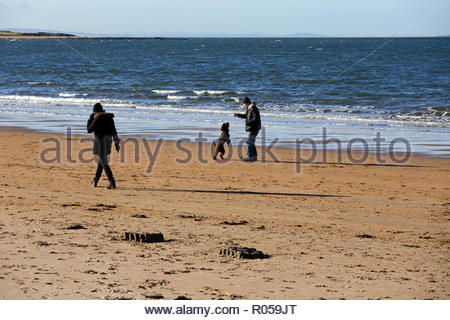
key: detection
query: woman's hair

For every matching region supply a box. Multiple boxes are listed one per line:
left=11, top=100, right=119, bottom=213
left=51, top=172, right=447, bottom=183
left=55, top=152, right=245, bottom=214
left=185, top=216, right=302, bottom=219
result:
left=93, top=103, right=104, bottom=113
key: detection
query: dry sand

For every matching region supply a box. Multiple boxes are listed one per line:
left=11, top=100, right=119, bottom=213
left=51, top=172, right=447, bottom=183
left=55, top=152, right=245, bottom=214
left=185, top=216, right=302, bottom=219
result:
left=0, top=129, right=449, bottom=299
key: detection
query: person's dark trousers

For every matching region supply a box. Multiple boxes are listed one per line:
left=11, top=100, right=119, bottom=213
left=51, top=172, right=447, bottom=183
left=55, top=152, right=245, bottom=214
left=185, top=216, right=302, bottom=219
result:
left=247, top=130, right=259, bottom=160
left=94, top=135, right=115, bottom=184
left=94, top=157, right=114, bottom=182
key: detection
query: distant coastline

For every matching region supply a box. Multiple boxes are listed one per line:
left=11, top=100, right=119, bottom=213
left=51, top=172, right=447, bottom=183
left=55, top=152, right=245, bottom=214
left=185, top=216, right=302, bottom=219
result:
left=2, top=29, right=449, bottom=39
left=0, top=30, right=188, bottom=40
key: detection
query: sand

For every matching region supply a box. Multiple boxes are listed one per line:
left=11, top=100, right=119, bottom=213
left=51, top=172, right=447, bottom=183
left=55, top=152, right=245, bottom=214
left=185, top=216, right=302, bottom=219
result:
left=0, top=128, right=449, bottom=299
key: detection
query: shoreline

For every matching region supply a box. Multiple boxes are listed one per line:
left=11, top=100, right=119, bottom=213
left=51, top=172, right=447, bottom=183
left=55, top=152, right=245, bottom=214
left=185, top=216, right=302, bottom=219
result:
left=0, top=125, right=447, bottom=161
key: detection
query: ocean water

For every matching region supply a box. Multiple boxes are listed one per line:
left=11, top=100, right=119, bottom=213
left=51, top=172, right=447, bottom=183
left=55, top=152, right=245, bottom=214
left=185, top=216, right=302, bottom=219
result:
left=0, top=38, right=449, bottom=155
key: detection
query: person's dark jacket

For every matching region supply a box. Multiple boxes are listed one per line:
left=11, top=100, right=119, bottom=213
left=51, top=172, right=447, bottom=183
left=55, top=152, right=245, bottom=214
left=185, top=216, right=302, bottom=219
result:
left=236, top=103, right=261, bottom=132
left=87, top=112, right=120, bottom=155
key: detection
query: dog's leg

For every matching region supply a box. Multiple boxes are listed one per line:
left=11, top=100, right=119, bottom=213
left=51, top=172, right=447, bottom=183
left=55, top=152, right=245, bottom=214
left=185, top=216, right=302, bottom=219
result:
left=213, top=143, right=221, bottom=160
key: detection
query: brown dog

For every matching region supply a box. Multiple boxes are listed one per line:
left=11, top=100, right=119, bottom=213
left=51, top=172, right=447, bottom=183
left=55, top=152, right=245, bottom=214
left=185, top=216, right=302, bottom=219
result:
left=213, top=122, right=231, bottom=160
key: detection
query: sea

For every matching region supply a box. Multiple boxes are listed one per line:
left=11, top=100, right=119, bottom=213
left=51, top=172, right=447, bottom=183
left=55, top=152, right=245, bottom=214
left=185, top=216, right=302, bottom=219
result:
left=0, top=38, right=449, bottom=156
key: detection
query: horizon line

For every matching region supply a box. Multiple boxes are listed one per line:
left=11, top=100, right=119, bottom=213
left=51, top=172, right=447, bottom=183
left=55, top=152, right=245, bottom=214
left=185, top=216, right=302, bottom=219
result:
left=2, top=28, right=449, bottom=38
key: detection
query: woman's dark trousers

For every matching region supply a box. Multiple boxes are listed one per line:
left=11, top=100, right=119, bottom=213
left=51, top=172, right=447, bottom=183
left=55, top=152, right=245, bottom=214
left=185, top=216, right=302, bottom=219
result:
left=94, top=136, right=115, bottom=184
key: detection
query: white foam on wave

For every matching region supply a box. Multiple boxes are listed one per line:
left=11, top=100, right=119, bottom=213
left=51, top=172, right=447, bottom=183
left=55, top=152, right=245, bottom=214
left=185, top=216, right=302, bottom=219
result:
left=1, top=94, right=447, bottom=127
left=58, top=93, right=78, bottom=97
left=0, top=104, right=90, bottom=113
left=135, top=104, right=230, bottom=116
left=57, top=92, right=89, bottom=98
left=167, top=95, right=188, bottom=101
left=0, top=94, right=135, bottom=108
left=167, top=95, right=200, bottom=101
left=27, top=81, right=54, bottom=85
left=193, top=90, right=229, bottom=95
left=260, top=112, right=449, bottom=126
left=152, top=90, right=180, bottom=95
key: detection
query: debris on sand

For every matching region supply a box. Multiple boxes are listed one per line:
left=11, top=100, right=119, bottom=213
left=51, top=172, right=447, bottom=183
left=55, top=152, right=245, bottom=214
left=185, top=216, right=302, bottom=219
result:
left=66, top=224, right=86, bottom=230
left=219, top=246, right=269, bottom=259
left=84, top=269, right=98, bottom=274
left=96, top=204, right=117, bottom=209
left=122, top=232, right=164, bottom=243
left=178, top=214, right=204, bottom=221
left=131, top=214, right=148, bottom=218
left=35, top=241, right=50, bottom=246
left=61, top=203, right=81, bottom=208
left=356, top=233, right=375, bottom=239
left=220, top=220, right=248, bottom=226
left=143, top=294, right=164, bottom=299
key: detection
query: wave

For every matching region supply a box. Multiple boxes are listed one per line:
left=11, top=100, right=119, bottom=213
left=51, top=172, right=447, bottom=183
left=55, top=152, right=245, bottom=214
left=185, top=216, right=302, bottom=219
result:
left=193, top=90, right=245, bottom=96
left=152, top=90, right=181, bottom=95
left=193, top=90, right=229, bottom=96
left=167, top=95, right=199, bottom=101
left=259, top=112, right=449, bottom=126
left=0, top=94, right=135, bottom=108
left=129, top=104, right=450, bottom=126
left=27, top=81, right=54, bottom=85
left=58, top=93, right=78, bottom=97
left=0, top=94, right=448, bottom=127
left=57, top=93, right=89, bottom=97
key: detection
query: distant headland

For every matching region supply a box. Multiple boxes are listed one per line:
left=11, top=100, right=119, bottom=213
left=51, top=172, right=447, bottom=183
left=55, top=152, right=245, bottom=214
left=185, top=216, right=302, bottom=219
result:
left=0, top=30, right=188, bottom=40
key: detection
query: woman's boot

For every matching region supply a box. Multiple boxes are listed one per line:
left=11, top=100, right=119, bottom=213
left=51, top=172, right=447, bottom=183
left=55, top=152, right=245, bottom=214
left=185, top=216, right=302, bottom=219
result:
left=91, top=161, right=103, bottom=187
left=104, top=166, right=116, bottom=189
left=107, top=179, right=116, bottom=189
left=90, top=178, right=99, bottom=187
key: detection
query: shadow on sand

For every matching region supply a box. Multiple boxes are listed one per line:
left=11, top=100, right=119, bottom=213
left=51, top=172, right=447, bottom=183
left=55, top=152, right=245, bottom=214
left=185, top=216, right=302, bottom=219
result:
left=117, top=187, right=346, bottom=198
left=226, top=159, right=430, bottom=168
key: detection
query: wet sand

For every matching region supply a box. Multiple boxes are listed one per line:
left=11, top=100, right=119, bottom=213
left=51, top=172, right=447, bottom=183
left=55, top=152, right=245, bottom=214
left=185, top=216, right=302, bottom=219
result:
left=0, top=129, right=449, bottom=299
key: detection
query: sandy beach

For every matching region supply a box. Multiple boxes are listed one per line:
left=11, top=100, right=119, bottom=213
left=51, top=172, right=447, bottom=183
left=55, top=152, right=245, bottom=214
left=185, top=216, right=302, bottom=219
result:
left=0, top=128, right=449, bottom=300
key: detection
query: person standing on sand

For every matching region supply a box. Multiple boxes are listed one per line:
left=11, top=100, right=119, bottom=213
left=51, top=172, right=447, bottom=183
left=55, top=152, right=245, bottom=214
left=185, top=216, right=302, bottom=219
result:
left=87, top=103, right=120, bottom=189
left=234, top=96, right=261, bottom=161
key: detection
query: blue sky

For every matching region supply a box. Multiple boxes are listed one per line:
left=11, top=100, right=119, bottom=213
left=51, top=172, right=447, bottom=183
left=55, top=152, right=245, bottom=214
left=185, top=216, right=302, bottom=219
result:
left=1, top=0, right=449, bottom=36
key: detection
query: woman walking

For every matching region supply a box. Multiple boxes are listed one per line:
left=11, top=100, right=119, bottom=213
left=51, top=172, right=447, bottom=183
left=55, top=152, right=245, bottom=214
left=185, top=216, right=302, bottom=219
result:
left=87, top=103, right=120, bottom=189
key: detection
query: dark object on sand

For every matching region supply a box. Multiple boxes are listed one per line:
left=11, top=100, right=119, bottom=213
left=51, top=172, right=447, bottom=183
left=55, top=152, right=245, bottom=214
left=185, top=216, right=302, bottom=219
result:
left=143, top=294, right=164, bottom=299
left=178, top=214, right=204, bottom=221
left=123, top=232, right=164, bottom=243
left=66, top=224, right=86, bottom=230
left=356, top=233, right=375, bottom=239
left=175, top=296, right=192, bottom=300
left=219, top=246, right=269, bottom=259
left=131, top=214, right=148, bottom=218
left=36, top=241, right=51, bottom=246
left=96, top=204, right=117, bottom=209
left=61, top=203, right=81, bottom=208
left=220, top=220, right=248, bottom=226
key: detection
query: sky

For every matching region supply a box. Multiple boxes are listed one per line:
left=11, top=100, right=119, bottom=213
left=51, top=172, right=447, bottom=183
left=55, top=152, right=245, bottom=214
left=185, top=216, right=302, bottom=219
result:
left=0, top=0, right=449, bottom=37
